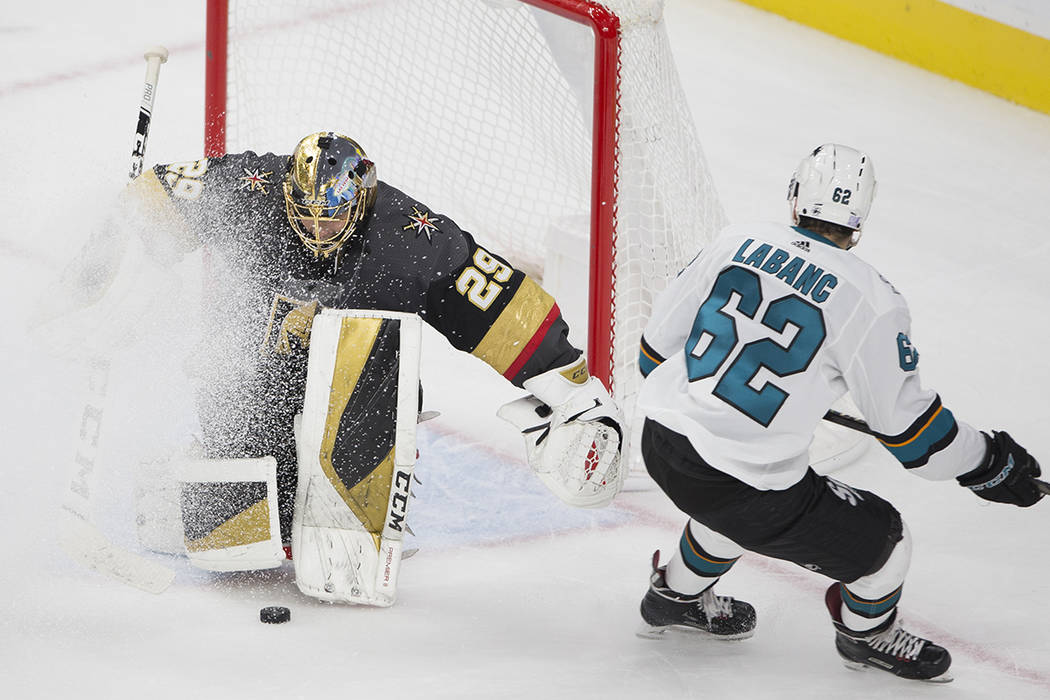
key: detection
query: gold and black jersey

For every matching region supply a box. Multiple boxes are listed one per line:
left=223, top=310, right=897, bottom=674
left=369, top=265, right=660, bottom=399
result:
left=134, top=150, right=579, bottom=387
left=131, top=150, right=581, bottom=538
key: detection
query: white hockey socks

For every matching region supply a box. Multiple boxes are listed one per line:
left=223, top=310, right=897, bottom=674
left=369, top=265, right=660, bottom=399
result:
left=665, top=519, right=744, bottom=595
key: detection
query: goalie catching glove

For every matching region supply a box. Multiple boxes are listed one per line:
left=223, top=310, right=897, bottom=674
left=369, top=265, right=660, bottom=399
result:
left=957, top=430, right=1044, bottom=507
left=498, top=359, right=625, bottom=508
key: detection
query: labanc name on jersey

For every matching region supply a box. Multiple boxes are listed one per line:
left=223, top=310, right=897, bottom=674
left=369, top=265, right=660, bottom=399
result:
left=731, top=236, right=839, bottom=304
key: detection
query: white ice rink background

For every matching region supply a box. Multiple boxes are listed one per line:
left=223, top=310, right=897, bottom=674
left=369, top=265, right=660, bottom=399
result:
left=2, top=1, right=1049, bottom=698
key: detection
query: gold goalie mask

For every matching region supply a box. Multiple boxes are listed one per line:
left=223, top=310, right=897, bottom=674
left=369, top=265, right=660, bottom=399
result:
left=283, top=131, right=378, bottom=257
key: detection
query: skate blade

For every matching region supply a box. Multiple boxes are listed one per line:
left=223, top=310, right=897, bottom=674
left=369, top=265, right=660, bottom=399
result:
left=636, top=623, right=671, bottom=639
left=636, top=622, right=754, bottom=641
left=841, top=659, right=954, bottom=683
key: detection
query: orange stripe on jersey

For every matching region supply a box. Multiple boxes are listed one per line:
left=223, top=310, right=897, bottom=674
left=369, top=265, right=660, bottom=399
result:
left=640, top=343, right=661, bottom=365
left=470, top=276, right=557, bottom=376
left=878, top=405, right=943, bottom=447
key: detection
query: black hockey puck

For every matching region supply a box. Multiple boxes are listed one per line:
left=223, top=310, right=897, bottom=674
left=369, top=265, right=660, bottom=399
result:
left=260, top=606, right=291, bottom=624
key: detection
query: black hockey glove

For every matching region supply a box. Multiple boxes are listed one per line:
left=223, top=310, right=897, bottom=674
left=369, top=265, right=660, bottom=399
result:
left=957, top=431, right=1043, bottom=507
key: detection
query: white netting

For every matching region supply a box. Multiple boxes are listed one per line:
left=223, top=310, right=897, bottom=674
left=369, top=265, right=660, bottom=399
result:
left=221, top=0, right=728, bottom=456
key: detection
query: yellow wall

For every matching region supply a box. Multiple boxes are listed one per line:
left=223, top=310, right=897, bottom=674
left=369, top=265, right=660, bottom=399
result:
left=732, top=0, right=1050, bottom=116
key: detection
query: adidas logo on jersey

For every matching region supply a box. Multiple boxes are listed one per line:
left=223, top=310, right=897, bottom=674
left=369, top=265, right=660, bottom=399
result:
left=792, top=239, right=811, bottom=252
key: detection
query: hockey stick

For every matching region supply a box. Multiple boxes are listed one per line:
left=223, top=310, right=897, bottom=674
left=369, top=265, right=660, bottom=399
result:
left=822, top=409, right=878, bottom=436
left=58, top=46, right=177, bottom=594
left=823, top=409, right=1050, bottom=496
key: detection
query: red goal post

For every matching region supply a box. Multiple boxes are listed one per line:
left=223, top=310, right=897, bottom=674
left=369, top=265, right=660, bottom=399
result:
left=203, top=0, right=727, bottom=445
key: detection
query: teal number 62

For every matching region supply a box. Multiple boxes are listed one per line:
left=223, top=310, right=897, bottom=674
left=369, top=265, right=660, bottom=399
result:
left=686, top=266, right=827, bottom=426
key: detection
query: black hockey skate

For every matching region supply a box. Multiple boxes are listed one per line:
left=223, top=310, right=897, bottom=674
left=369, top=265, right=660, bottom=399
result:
left=637, top=551, right=756, bottom=640
left=824, top=584, right=952, bottom=682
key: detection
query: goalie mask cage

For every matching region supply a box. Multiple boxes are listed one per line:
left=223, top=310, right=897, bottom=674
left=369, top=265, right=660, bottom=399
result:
left=204, top=0, right=727, bottom=443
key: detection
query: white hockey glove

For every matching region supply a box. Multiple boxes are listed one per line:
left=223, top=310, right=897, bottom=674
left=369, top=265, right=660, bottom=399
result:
left=498, top=359, right=625, bottom=508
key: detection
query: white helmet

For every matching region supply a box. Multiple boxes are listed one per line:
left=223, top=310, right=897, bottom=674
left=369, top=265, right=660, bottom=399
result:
left=788, top=144, right=876, bottom=231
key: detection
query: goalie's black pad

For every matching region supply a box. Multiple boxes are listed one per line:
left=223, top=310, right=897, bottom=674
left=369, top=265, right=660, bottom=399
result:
left=179, top=457, right=285, bottom=571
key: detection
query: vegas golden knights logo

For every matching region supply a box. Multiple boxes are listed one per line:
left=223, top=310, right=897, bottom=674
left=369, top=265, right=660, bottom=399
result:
left=261, top=296, right=320, bottom=355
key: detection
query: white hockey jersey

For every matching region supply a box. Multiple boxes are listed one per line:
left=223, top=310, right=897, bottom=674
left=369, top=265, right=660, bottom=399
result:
left=637, top=222, right=987, bottom=490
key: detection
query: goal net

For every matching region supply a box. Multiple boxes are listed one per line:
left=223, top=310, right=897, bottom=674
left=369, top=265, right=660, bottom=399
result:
left=204, top=0, right=866, bottom=472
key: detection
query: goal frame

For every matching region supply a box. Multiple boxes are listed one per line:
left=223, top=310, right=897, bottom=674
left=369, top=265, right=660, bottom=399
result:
left=203, top=0, right=622, bottom=388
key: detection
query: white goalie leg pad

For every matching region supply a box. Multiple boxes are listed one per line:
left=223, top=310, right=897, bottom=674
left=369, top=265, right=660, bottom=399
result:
left=292, top=309, right=422, bottom=606
left=178, top=457, right=285, bottom=572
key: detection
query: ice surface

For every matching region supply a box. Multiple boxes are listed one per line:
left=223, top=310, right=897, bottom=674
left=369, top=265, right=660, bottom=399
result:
left=2, top=1, right=1049, bottom=698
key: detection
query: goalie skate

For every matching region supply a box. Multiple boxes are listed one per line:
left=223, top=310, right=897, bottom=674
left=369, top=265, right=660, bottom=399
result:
left=637, top=552, right=756, bottom=640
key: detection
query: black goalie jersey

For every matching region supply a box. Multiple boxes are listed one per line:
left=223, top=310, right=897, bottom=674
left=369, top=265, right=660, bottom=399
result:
left=126, top=151, right=581, bottom=537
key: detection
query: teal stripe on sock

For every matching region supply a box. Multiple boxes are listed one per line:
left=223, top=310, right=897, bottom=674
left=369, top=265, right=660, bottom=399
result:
left=841, top=584, right=902, bottom=619
left=679, top=528, right=738, bottom=578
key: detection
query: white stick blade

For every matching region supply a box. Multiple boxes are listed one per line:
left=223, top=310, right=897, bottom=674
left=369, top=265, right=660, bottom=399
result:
left=59, top=514, right=175, bottom=594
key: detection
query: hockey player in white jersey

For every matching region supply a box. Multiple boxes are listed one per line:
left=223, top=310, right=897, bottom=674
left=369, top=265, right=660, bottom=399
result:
left=634, top=144, right=1044, bottom=682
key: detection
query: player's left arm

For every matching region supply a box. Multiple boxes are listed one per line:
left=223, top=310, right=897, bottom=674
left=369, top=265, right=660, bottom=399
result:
left=845, top=310, right=1042, bottom=507
left=423, top=232, right=577, bottom=385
